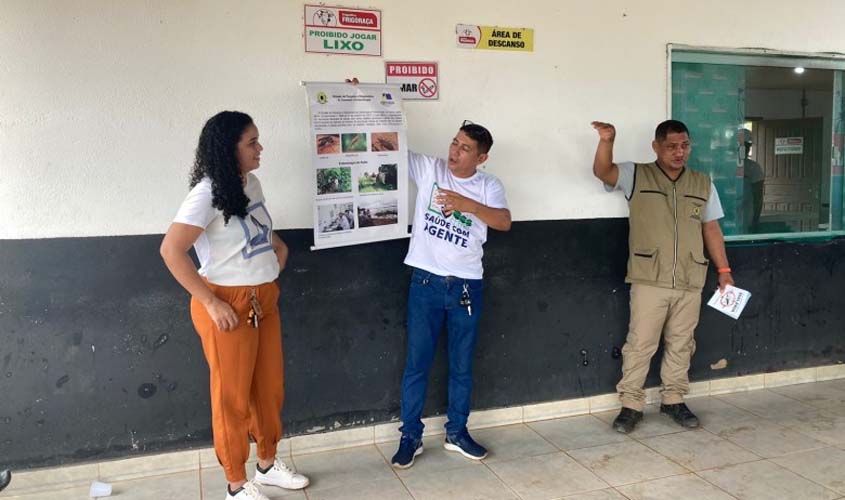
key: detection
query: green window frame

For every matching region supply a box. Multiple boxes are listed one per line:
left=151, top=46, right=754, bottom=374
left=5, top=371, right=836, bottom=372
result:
left=668, top=44, right=845, bottom=243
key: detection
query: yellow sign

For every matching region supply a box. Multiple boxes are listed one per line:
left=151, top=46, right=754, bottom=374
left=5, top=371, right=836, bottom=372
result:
left=456, top=24, right=534, bottom=52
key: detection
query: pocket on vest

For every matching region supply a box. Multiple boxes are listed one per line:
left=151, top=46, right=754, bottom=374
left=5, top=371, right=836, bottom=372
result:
left=685, top=200, right=704, bottom=222
left=686, top=252, right=709, bottom=288
left=630, top=248, right=659, bottom=282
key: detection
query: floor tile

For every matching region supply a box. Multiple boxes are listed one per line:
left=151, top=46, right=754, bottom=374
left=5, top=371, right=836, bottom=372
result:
left=772, top=447, right=845, bottom=495
left=289, top=446, right=394, bottom=492
left=567, top=441, right=687, bottom=487
left=528, top=415, right=630, bottom=451
left=290, top=426, right=374, bottom=456
left=711, top=417, right=828, bottom=457
left=776, top=409, right=845, bottom=446
left=764, top=367, right=818, bottom=388
left=589, top=393, right=622, bottom=413
left=472, top=424, right=559, bottom=463
left=690, top=397, right=759, bottom=435
left=709, top=374, right=765, bottom=395
left=99, top=449, right=199, bottom=482
left=616, top=473, right=736, bottom=499
left=487, top=452, right=608, bottom=499
left=306, top=477, right=412, bottom=500
left=640, top=428, right=760, bottom=471
left=558, top=490, right=629, bottom=500
left=1, top=485, right=93, bottom=499
left=717, top=389, right=818, bottom=421
left=108, top=470, right=201, bottom=499
left=824, top=403, right=845, bottom=418
left=817, top=366, right=845, bottom=382
left=699, top=460, right=840, bottom=500
left=769, top=380, right=845, bottom=409
left=375, top=435, right=482, bottom=477
left=17, top=379, right=845, bottom=500
left=468, top=406, right=524, bottom=430
left=400, top=464, right=517, bottom=500
left=592, top=405, right=690, bottom=439
left=1, top=462, right=98, bottom=495
left=523, top=397, right=590, bottom=422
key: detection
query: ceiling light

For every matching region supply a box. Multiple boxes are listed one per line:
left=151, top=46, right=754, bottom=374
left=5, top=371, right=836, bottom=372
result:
left=794, top=67, right=805, bottom=74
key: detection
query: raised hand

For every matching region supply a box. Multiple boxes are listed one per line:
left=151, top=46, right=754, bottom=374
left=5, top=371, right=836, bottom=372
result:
left=591, top=121, right=616, bottom=142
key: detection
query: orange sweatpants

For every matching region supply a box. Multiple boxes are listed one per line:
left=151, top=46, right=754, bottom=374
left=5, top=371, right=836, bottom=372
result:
left=191, top=280, right=284, bottom=483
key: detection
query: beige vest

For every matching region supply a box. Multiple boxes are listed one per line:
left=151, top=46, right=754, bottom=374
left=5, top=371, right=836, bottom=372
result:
left=626, top=162, right=712, bottom=291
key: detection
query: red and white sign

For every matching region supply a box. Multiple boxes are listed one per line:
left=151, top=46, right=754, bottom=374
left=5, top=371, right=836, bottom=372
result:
left=304, top=5, right=382, bottom=57
left=385, top=62, right=439, bottom=101
left=774, top=136, right=804, bottom=155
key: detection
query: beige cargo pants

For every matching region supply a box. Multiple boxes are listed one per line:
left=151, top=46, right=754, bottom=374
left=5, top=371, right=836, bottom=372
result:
left=617, top=283, right=701, bottom=411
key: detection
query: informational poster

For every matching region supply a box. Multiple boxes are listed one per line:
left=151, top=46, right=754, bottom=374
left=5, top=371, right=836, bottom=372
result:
left=304, top=5, right=382, bottom=56
left=455, top=24, right=534, bottom=52
left=385, top=62, right=439, bottom=100
left=304, top=82, right=409, bottom=249
left=775, top=137, right=804, bottom=155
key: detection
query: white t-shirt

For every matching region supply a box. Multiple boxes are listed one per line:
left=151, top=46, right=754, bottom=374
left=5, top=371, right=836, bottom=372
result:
left=606, top=161, right=725, bottom=222
left=404, top=151, right=509, bottom=279
left=173, top=173, right=280, bottom=286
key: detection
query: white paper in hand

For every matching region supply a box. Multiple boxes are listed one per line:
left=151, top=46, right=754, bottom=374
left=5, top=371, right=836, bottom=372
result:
left=707, top=285, right=751, bottom=319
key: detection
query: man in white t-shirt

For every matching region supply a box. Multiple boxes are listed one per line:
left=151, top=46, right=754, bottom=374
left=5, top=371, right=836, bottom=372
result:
left=391, top=121, right=511, bottom=469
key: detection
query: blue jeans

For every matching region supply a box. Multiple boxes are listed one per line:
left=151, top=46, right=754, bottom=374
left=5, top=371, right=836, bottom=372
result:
left=399, top=268, right=484, bottom=439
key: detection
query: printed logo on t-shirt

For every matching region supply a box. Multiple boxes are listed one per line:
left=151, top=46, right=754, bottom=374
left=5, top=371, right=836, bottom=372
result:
left=422, top=182, right=473, bottom=249
left=238, top=202, right=274, bottom=259
left=427, top=182, right=473, bottom=228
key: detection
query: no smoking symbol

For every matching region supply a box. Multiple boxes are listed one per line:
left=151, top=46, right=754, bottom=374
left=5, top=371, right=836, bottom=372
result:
left=418, top=78, right=437, bottom=98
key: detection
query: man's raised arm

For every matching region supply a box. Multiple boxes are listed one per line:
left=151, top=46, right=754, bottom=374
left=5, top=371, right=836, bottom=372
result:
left=591, top=121, right=620, bottom=187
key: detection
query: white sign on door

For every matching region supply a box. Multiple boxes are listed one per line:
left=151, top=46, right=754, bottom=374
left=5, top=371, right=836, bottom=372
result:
left=774, top=137, right=804, bottom=155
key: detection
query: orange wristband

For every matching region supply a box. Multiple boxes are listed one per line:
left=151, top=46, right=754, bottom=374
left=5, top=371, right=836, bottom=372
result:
left=717, top=267, right=732, bottom=274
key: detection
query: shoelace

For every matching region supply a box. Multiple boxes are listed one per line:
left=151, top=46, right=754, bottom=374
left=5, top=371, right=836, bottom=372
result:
left=241, top=481, right=269, bottom=500
left=273, top=459, right=293, bottom=474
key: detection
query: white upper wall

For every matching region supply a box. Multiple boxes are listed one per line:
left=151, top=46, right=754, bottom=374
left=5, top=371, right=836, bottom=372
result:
left=2, top=0, right=844, bottom=238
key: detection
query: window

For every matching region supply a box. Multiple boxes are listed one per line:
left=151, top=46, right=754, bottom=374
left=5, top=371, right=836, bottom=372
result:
left=670, top=46, right=845, bottom=240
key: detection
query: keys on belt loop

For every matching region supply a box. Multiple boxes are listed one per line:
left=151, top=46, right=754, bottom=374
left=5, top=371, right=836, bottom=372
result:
left=459, top=283, right=472, bottom=316
left=248, top=288, right=262, bottom=328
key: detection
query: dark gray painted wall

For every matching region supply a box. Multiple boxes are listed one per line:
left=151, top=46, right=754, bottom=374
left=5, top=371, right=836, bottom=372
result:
left=1, top=220, right=843, bottom=469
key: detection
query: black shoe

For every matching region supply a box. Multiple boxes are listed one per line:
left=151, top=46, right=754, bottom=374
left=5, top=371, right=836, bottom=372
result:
left=444, top=430, right=488, bottom=460
left=660, top=402, right=700, bottom=428
left=612, top=407, right=643, bottom=434
left=0, top=469, right=10, bottom=492
left=391, top=435, right=423, bottom=469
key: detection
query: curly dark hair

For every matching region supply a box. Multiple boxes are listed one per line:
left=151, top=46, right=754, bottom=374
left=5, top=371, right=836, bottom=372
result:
left=189, top=111, right=254, bottom=224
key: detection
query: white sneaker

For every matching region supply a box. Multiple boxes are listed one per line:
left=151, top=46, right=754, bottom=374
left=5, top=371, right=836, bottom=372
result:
left=226, top=480, right=269, bottom=500
left=253, top=459, right=310, bottom=490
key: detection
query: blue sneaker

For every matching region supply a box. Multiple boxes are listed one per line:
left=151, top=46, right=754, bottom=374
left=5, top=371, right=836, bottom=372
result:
left=391, top=435, right=423, bottom=469
left=444, top=430, right=488, bottom=460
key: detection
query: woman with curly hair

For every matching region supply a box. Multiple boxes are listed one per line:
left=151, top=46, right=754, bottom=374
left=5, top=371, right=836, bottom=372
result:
left=160, top=111, right=309, bottom=500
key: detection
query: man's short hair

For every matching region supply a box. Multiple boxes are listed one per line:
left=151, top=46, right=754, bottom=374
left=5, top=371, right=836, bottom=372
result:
left=655, top=120, right=690, bottom=142
left=460, top=122, right=494, bottom=154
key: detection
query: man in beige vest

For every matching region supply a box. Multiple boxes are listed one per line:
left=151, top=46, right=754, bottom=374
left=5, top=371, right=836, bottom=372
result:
left=591, top=119, right=734, bottom=433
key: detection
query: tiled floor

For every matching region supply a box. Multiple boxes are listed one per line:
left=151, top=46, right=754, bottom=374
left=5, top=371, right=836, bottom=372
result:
left=7, top=379, right=845, bottom=500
